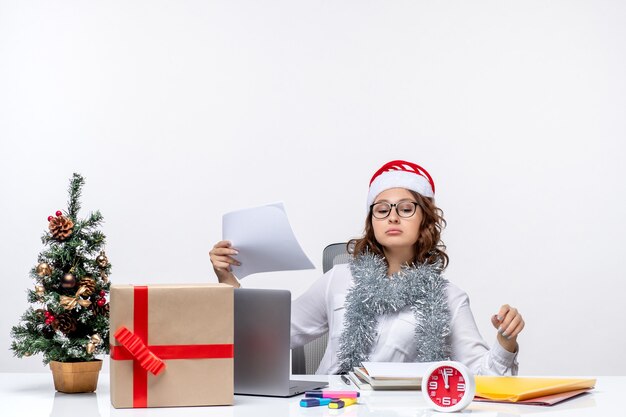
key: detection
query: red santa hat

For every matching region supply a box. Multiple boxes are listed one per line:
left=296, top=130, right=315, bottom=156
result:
left=367, top=160, right=435, bottom=209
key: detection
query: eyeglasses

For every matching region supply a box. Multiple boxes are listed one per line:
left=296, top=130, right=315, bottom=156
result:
left=370, top=201, right=419, bottom=219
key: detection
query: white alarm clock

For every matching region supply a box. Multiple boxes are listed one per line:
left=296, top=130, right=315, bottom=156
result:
left=421, top=361, right=476, bottom=413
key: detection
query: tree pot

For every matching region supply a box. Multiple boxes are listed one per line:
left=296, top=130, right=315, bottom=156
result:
left=49, top=359, right=102, bottom=393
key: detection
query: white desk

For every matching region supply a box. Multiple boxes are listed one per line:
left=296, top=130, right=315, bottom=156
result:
left=1, top=373, right=620, bottom=416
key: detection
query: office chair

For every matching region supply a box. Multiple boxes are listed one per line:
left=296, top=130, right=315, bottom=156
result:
left=292, top=242, right=351, bottom=374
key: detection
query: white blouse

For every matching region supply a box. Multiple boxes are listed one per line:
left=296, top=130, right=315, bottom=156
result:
left=290, top=263, right=519, bottom=375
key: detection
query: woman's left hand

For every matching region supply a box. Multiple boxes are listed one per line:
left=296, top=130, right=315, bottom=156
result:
left=491, top=304, right=524, bottom=353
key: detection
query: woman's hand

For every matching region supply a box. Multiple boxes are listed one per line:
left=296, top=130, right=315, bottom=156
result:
left=209, top=240, right=241, bottom=287
left=491, top=304, right=524, bottom=353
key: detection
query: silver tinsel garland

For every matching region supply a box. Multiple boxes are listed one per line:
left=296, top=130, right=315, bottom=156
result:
left=336, top=252, right=451, bottom=374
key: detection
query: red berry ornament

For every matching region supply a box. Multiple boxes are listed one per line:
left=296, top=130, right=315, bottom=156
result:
left=55, top=210, right=62, bottom=217
left=45, top=313, right=55, bottom=325
left=99, top=290, right=106, bottom=297
left=47, top=216, right=53, bottom=221
left=97, top=298, right=106, bottom=307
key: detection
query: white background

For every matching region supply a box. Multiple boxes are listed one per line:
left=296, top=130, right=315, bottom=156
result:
left=1, top=1, right=625, bottom=376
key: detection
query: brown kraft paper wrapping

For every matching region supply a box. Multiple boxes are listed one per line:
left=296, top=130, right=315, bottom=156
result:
left=109, top=284, right=233, bottom=408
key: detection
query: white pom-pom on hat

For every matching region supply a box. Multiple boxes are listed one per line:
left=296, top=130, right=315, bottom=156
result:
left=367, top=160, right=435, bottom=209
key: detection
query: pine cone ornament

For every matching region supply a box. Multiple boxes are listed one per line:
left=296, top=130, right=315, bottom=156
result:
left=48, top=216, right=74, bottom=241
left=78, top=276, right=96, bottom=296
left=91, top=302, right=109, bottom=317
left=52, top=313, right=77, bottom=334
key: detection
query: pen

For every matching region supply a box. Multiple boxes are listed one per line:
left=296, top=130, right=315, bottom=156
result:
left=341, top=374, right=351, bottom=385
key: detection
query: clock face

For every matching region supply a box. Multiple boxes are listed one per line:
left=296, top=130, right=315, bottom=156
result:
left=425, top=365, right=468, bottom=409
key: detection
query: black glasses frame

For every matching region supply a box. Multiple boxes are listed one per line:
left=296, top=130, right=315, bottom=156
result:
left=369, top=201, right=419, bottom=219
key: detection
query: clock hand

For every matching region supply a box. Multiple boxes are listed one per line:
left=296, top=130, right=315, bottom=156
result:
left=441, top=369, right=449, bottom=389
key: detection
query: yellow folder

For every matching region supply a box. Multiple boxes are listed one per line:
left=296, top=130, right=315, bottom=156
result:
left=475, top=376, right=596, bottom=402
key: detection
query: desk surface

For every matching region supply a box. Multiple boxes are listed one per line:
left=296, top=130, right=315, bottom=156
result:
left=1, top=373, right=619, bottom=416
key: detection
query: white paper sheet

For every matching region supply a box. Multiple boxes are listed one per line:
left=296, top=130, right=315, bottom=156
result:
left=222, top=202, right=315, bottom=279
left=362, top=361, right=438, bottom=378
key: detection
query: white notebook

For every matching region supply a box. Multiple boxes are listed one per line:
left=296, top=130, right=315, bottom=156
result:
left=352, top=362, right=438, bottom=390
left=362, top=361, right=437, bottom=378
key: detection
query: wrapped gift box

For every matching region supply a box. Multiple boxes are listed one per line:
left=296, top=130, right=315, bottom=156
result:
left=109, top=284, right=233, bottom=408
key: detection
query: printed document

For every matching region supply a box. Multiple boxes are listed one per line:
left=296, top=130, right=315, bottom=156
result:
left=222, top=202, right=315, bottom=279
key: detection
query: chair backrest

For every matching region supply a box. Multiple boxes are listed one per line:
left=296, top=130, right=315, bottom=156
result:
left=322, top=242, right=352, bottom=275
left=292, top=243, right=350, bottom=374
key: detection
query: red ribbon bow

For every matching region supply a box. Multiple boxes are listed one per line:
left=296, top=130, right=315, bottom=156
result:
left=114, top=326, right=166, bottom=376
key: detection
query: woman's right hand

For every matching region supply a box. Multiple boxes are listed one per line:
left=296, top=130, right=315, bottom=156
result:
left=209, top=240, right=241, bottom=287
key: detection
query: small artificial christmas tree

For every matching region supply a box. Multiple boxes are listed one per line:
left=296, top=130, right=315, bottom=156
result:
left=11, top=173, right=111, bottom=368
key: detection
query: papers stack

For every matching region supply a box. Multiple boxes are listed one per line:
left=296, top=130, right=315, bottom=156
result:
left=347, top=362, right=437, bottom=390
left=474, top=376, right=596, bottom=406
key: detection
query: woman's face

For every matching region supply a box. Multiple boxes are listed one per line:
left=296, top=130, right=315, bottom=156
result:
left=371, top=188, right=423, bottom=251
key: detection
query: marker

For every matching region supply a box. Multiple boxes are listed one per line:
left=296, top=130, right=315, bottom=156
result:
left=305, top=390, right=360, bottom=399
left=329, top=398, right=358, bottom=409
left=300, top=398, right=332, bottom=407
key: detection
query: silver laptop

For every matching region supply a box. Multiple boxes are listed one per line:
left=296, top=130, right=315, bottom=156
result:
left=234, top=288, right=327, bottom=397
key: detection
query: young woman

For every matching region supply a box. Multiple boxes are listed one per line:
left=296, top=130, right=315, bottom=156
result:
left=210, top=160, right=524, bottom=375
